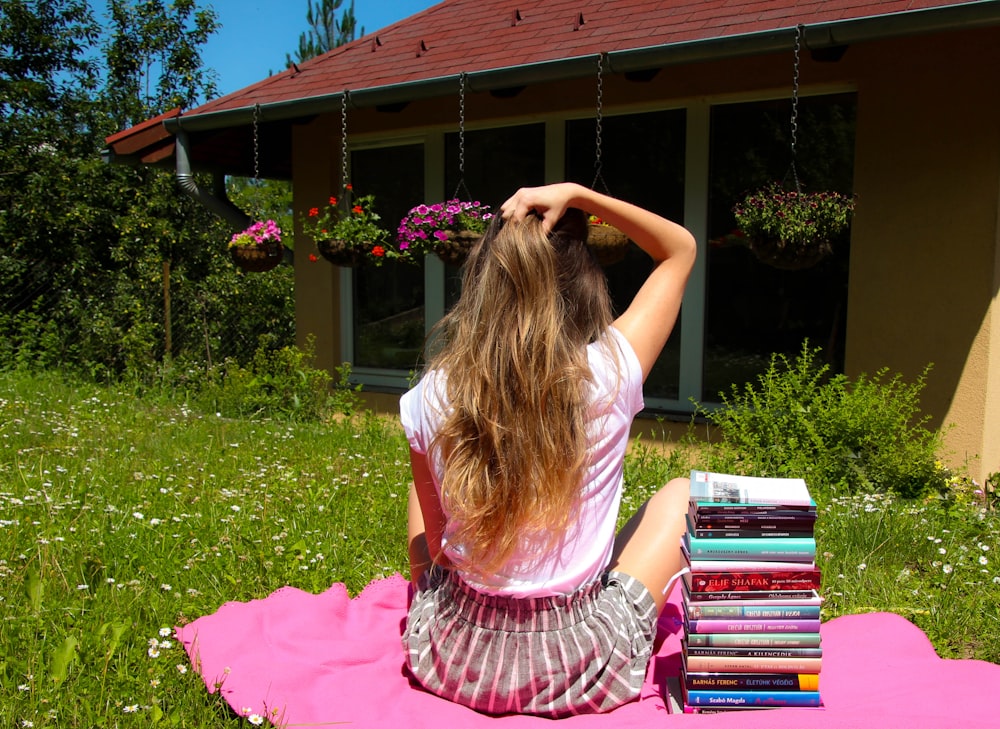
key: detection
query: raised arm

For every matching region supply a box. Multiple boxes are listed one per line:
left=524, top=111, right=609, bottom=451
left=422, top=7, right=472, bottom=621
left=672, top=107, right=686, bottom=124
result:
left=500, top=182, right=696, bottom=380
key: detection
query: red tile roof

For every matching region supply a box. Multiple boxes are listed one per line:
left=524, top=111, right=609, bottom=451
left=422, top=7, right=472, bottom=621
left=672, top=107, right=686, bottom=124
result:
left=187, top=0, right=982, bottom=119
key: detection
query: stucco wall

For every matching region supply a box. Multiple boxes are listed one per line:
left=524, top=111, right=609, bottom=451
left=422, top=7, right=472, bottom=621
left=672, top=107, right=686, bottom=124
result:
left=846, top=30, right=1000, bottom=481
left=292, top=118, right=343, bottom=375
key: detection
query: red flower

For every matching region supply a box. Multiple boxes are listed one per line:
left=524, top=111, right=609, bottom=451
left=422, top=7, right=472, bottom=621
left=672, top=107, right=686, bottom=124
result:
left=352, top=205, right=363, bottom=215
left=345, top=183, right=353, bottom=191
left=329, top=196, right=338, bottom=206
left=308, top=207, right=319, bottom=217
left=308, top=253, right=319, bottom=262
left=372, top=245, right=385, bottom=257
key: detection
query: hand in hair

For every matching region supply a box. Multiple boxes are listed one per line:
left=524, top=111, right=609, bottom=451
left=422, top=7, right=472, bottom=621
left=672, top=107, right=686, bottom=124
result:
left=500, top=183, right=582, bottom=233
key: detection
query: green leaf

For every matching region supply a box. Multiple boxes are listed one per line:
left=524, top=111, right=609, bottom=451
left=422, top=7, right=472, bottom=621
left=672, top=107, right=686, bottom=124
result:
left=49, top=636, right=80, bottom=684
left=24, top=569, right=42, bottom=613
left=98, top=621, right=128, bottom=658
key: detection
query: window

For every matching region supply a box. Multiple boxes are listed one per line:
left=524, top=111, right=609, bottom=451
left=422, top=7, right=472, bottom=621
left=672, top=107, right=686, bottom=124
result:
left=443, top=123, right=546, bottom=307
left=565, top=109, right=687, bottom=400
left=340, top=95, right=855, bottom=408
left=349, top=143, right=425, bottom=372
left=704, top=93, right=856, bottom=401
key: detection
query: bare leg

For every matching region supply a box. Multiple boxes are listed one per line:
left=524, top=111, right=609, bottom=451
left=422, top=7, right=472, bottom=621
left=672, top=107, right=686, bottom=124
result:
left=609, top=477, right=690, bottom=612
left=408, top=483, right=432, bottom=587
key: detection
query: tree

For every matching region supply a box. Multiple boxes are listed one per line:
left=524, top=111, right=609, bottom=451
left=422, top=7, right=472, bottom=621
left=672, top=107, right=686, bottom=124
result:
left=0, top=1, right=293, bottom=377
left=286, top=0, right=361, bottom=67
left=1, top=0, right=103, bottom=166
left=103, top=0, right=219, bottom=127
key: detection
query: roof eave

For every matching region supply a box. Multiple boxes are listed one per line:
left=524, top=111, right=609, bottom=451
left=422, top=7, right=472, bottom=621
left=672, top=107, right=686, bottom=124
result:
left=159, top=2, right=1000, bottom=134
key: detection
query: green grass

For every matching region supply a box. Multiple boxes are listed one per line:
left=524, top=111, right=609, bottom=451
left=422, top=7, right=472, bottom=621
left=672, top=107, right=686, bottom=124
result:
left=1, top=371, right=997, bottom=727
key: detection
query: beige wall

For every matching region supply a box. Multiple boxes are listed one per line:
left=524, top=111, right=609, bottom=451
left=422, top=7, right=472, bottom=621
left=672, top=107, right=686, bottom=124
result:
left=292, top=27, right=1000, bottom=482
left=292, top=117, right=343, bottom=375
left=846, top=30, right=1000, bottom=481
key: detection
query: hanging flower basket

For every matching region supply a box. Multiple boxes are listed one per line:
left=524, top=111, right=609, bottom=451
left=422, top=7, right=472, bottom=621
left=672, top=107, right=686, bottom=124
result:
left=228, top=220, right=284, bottom=273
left=733, top=183, right=854, bottom=271
left=746, top=237, right=834, bottom=270
left=587, top=218, right=631, bottom=267
left=433, top=229, right=482, bottom=266
left=303, top=192, right=405, bottom=268
left=230, top=242, right=284, bottom=272
left=315, top=238, right=372, bottom=267
left=397, top=200, right=493, bottom=266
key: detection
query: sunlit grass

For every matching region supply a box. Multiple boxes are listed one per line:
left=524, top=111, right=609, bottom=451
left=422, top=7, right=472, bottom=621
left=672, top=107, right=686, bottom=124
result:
left=1, top=371, right=410, bottom=727
left=1, top=371, right=997, bottom=727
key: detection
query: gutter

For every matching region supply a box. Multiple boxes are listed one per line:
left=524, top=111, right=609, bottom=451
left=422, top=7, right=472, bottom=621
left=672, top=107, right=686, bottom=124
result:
left=163, top=1, right=1000, bottom=134
left=174, top=127, right=249, bottom=230
left=175, top=129, right=296, bottom=264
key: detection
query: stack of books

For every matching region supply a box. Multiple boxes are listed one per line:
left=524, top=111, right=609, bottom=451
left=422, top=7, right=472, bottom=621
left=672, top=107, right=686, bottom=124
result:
left=678, top=470, right=824, bottom=712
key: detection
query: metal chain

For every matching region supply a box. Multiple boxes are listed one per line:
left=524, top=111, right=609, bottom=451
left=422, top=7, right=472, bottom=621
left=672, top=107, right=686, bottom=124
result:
left=251, top=103, right=261, bottom=217
left=457, top=72, right=466, bottom=179
left=592, top=53, right=609, bottom=193
left=252, top=103, right=261, bottom=182
left=341, top=91, right=350, bottom=195
left=454, top=72, right=470, bottom=199
left=789, top=25, right=803, bottom=191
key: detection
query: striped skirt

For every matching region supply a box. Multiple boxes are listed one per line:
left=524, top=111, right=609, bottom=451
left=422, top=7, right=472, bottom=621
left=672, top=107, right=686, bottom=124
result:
left=402, top=567, right=657, bottom=718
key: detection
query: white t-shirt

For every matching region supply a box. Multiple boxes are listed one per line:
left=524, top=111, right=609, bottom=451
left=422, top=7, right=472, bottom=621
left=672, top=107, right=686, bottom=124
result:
left=399, top=326, right=644, bottom=597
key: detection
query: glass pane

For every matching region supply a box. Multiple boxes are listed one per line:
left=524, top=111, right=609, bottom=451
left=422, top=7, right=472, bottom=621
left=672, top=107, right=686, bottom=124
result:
left=443, top=123, right=546, bottom=307
left=566, top=109, right=687, bottom=401
left=350, top=144, right=425, bottom=371
left=705, top=93, right=856, bottom=401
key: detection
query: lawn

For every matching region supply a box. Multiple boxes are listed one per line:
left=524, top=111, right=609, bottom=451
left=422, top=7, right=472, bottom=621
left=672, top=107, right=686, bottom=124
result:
left=1, top=370, right=997, bottom=727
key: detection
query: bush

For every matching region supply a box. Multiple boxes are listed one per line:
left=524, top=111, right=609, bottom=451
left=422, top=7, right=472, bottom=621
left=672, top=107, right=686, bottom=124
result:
left=193, top=337, right=338, bottom=420
left=694, top=343, right=946, bottom=499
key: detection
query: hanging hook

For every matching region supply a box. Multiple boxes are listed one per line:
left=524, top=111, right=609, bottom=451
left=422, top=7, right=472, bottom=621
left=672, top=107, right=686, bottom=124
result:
left=787, top=25, right=803, bottom=193
left=453, top=72, right=471, bottom=200
left=340, top=90, right=351, bottom=202
left=251, top=103, right=262, bottom=218
left=591, top=53, right=611, bottom=195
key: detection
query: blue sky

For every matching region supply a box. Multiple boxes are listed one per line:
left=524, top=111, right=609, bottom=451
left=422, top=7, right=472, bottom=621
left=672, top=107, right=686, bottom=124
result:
left=201, top=1, right=438, bottom=97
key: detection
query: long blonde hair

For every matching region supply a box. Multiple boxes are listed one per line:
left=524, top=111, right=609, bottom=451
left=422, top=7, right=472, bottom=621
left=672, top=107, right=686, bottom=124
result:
left=427, top=209, right=615, bottom=576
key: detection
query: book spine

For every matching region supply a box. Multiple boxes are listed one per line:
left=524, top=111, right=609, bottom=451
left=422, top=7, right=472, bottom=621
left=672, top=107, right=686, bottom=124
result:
left=683, top=656, right=822, bottom=673
left=691, top=502, right=817, bottom=514
left=685, top=632, right=822, bottom=648
left=684, top=647, right=824, bottom=658
left=686, top=618, right=821, bottom=634
left=686, top=589, right=820, bottom=602
left=684, top=514, right=815, bottom=541
left=687, top=604, right=821, bottom=619
left=685, top=570, right=821, bottom=592
left=690, top=528, right=815, bottom=539
left=685, top=535, right=816, bottom=562
left=684, top=690, right=823, bottom=708
left=690, top=511, right=818, bottom=526
left=682, top=542, right=815, bottom=572
left=684, top=672, right=820, bottom=691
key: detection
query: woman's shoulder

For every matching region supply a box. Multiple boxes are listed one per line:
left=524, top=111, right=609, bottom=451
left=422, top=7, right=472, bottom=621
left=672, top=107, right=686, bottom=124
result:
left=588, top=327, right=641, bottom=379
left=586, top=327, right=644, bottom=413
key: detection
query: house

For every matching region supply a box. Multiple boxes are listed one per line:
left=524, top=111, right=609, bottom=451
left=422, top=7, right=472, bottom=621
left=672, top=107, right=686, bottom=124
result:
left=104, top=0, right=1000, bottom=482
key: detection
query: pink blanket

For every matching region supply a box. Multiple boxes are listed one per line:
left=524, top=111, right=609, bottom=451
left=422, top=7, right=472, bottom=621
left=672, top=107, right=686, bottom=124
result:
left=177, top=575, right=1000, bottom=728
